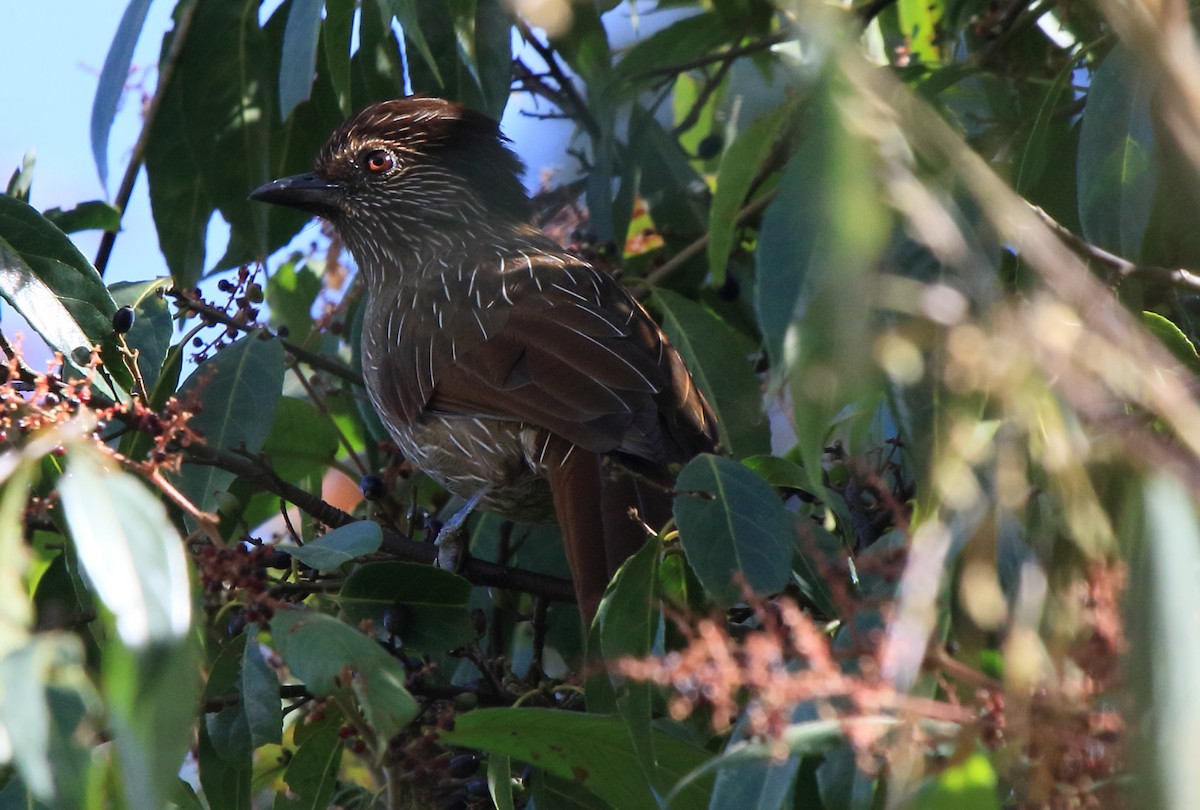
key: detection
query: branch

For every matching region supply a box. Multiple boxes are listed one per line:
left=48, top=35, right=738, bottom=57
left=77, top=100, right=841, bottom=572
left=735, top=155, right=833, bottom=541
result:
left=180, top=441, right=577, bottom=604
left=672, top=58, right=735, bottom=138
left=514, top=20, right=602, bottom=139
left=1032, top=206, right=1200, bottom=293
left=95, top=0, right=199, bottom=276
left=635, top=32, right=790, bottom=80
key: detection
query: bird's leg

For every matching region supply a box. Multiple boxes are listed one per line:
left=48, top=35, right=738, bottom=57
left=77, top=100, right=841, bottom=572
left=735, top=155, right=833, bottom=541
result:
left=434, top=488, right=488, bottom=571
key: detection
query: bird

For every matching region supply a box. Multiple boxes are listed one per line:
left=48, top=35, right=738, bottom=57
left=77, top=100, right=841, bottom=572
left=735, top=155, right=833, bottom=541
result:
left=250, top=97, right=718, bottom=626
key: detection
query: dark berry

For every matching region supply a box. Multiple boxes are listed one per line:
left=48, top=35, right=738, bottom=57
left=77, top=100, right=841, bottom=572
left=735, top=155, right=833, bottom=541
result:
left=112, top=305, right=135, bottom=334
left=217, top=279, right=234, bottom=292
left=227, top=612, right=248, bottom=638
left=696, top=133, right=724, bottom=160
left=276, top=324, right=290, bottom=338
left=192, top=337, right=204, bottom=348
left=464, top=777, right=490, bottom=798
left=359, top=473, right=386, bottom=501
left=446, top=753, right=480, bottom=779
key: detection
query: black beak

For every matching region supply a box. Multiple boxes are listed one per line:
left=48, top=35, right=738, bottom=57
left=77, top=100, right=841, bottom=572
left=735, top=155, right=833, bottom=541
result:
left=249, top=173, right=341, bottom=214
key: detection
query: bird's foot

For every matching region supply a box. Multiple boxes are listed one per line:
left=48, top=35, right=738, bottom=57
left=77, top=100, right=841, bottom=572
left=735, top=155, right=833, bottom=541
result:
left=433, top=489, right=486, bottom=572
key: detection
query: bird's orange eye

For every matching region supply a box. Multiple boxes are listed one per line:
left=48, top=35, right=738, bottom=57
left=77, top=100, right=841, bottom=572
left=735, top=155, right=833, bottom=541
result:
left=363, top=149, right=394, bottom=174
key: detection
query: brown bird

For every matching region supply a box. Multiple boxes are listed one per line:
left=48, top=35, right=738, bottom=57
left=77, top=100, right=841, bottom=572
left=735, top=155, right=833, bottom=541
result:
left=251, top=98, right=718, bottom=625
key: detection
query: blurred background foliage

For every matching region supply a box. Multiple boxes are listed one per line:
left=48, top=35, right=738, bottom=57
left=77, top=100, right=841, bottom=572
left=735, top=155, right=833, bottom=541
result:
left=2, top=0, right=1199, bottom=807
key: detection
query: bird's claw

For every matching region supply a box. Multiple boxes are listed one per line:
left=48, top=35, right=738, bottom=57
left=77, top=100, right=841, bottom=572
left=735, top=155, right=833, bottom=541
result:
left=435, top=523, right=469, bottom=572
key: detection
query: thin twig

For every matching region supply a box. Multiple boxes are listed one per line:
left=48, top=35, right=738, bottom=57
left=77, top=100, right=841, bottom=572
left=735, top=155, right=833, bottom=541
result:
left=636, top=31, right=790, bottom=80
left=642, top=189, right=778, bottom=287
left=167, top=288, right=363, bottom=385
left=95, top=0, right=199, bottom=276
left=515, top=20, right=602, bottom=139
left=1032, top=206, right=1200, bottom=292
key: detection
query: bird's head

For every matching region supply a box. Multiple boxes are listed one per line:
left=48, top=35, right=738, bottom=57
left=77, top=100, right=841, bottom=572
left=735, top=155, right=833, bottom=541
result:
left=251, top=98, right=534, bottom=251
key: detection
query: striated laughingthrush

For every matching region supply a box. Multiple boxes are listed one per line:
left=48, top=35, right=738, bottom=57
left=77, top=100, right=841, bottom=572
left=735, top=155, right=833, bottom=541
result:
left=251, top=98, right=718, bottom=625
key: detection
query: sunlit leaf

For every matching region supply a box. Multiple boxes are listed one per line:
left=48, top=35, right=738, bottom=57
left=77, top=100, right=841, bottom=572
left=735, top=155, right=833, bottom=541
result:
left=911, top=751, right=1000, bottom=810
left=0, top=195, right=130, bottom=395
left=61, top=447, right=191, bottom=647
left=1141, top=311, right=1200, bottom=374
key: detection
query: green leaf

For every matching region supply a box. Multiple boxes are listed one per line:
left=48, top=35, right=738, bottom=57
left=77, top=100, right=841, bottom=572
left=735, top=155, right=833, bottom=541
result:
left=1077, top=44, right=1158, bottom=260
left=547, top=1, right=610, bottom=86
left=102, top=623, right=201, bottom=810
left=60, top=447, right=191, bottom=647
left=1130, top=475, right=1200, bottom=809
left=911, top=752, right=999, bottom=810
left=741, top=455, right=808, bottom=491
left=109, top=278, right=173, bottom=393
left=613, top=12, right=732, bottom=87
left=441, top=709, right=714, bottom=810
left=1141, top=311, right=1200, bottom=374
left=898, top=0, right=944, bottom=64
left=280, top=0, right=324, bottom=119
left=0, top=195, right=130, bottom=395
left=42, top=201, right=122, bottom=234
left=242, top=638, right=282, bottom=749
left=270, top=608, right=419, bottom=739
left=673, top=454, right=794, bottom=603
left=199, top=722, right=252, bottom=810
left=488, top=753, right=516, bottom=810
left=0, top=636, right=87, bottom=803
left=0, top=460, right=35, bottom=660
left=380, top=0, right=443, bottom=87
left=274, top=724, right=343, bottom=810
left=6, top=150, right=35, bottom=201
left=323, top=0, right=356, bottom=115
left=754, top=75, right=889, bottom=499
left=175, top=333, right=285, bottom=516
left=281, top=520, right=383, bottom=572
left=265, top=257, right=321, bottom=339
left=597, top=540, right=660, bottom=789
left=708, top=105, right=792, bottom=284
left=146, top=0, right=334, bottom=282
left=339, top=561, right=476, bottom=653
left=91, top=0, right=155, bottom=189
left=203, top=634, right=253, bottom=761
left=262, top=397, right=340, bottom=484
left=652, top=289, right=770, bottom=457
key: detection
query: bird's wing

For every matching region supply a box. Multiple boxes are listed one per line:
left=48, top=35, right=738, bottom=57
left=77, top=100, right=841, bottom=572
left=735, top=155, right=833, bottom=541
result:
left=417, top=253, right=716, bottom=464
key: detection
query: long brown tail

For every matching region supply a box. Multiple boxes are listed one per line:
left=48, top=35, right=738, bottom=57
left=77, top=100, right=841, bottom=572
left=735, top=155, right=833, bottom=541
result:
left=545, top=440, right=664, bottom=627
